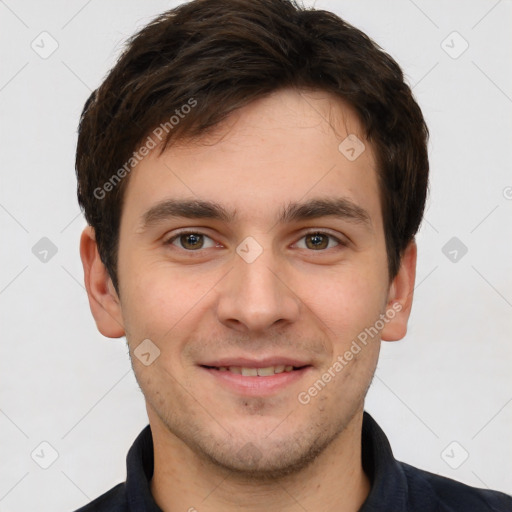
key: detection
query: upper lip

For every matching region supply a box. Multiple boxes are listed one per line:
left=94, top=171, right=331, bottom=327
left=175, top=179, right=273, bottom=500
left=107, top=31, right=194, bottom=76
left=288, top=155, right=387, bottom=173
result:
left=200, top=356, right=311, bottom=368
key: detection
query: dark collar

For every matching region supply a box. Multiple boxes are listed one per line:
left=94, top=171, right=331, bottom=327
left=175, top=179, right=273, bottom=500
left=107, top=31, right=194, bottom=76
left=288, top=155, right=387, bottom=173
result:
left=125, top=422, right=161, bottom=511
left=359, top=412, right=409, bottom=510
left=124, top=411, right=408, bottom=511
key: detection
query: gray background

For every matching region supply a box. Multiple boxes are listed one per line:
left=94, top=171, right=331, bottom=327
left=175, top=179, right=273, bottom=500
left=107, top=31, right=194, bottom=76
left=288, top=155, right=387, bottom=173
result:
left=1, top=1, right=511, bottom=510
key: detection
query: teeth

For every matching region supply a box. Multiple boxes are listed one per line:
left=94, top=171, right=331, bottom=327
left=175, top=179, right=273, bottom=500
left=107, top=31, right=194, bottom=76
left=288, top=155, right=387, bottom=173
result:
left=257, top=366, right=275, bottom=376
left=241, top=367, right=258, bottom=376
left=218, top=365, right=299, bottom=376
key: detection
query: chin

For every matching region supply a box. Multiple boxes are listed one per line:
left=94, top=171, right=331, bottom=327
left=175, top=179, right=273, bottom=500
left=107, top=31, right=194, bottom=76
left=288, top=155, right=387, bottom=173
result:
left=200, top=440, right=327, bottom=481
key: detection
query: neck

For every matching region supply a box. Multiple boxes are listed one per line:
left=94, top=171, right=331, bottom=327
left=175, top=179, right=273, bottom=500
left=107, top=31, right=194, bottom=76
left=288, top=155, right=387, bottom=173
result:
left=149, top=409, right=370, bottom=512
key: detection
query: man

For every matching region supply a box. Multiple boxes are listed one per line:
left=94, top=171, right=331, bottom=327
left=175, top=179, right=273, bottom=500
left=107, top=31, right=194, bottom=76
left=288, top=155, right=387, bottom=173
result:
left=73, top=0, right=512, bottom=510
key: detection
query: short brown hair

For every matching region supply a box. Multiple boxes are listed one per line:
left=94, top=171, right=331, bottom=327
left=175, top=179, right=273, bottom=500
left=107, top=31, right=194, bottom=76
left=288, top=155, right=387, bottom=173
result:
left=76, top=0, right=429, bottom=293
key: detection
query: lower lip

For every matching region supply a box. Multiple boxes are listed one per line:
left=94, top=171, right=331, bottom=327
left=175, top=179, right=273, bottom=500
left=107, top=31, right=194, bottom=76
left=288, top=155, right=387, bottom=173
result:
left=200, top=366, right=312, bottom=396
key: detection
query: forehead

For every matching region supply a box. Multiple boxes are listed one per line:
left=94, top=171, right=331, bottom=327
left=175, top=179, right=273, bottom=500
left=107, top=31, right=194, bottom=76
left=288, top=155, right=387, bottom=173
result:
left=120, top=88, right=382, bottom=231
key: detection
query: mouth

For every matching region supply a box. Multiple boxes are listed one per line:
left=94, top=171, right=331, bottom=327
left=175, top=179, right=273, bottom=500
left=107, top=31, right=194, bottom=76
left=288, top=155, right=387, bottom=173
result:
left=199, top=363, right=313, bottom=396
left=200, top=364, right=309, bottom=376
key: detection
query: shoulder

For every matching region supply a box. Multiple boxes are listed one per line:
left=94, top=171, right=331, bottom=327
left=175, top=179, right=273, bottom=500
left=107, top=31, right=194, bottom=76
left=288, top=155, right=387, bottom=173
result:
left=401, top=461, right=512, bottom=511
left=71, top=483, right=127, bottom=512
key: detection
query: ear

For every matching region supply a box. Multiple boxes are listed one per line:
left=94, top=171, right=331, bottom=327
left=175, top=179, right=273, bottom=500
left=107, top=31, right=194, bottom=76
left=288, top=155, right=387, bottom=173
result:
left=79, top=226, right=125, bottom=338
left=381, top=239, right=417, bottom=342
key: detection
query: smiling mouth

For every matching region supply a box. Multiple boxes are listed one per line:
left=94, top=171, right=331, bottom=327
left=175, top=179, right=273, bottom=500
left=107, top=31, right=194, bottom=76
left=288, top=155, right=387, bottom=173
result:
left=200, top=364, right=310, bottom=376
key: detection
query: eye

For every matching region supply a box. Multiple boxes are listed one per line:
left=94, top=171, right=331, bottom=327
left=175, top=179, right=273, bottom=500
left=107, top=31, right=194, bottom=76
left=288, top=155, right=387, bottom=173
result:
left=164, top=229, right=347, bottom=253
left=295, top=231, right=346, bottom=251
left=165, top=231, right=218, bottom=251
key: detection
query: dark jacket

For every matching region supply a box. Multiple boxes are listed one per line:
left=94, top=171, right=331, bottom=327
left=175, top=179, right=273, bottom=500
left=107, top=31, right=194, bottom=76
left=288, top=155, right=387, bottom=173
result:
left=73, top=411, right=512, bottom=511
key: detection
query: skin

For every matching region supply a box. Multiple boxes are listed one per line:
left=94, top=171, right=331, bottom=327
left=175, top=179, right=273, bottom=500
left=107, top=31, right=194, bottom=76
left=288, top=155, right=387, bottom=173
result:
left=80, top=87, right=417, bottom=512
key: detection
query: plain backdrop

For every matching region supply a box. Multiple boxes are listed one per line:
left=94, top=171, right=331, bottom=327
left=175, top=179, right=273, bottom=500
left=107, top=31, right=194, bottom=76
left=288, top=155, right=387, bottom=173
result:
left=1, top=1, right=511, bottom=511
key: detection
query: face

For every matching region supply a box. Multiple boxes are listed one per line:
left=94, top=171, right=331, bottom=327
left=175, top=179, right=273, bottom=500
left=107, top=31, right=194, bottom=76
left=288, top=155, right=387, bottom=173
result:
left=82, top=87, right=415, bottom=479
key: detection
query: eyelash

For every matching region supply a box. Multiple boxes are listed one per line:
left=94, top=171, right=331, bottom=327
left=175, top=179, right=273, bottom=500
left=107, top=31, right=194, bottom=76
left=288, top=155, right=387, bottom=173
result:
left=164, top=229, right=348, bottom=253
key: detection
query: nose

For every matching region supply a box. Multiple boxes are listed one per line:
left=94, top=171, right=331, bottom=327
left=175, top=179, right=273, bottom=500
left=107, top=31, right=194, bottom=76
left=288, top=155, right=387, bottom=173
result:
left=215, top=240, right=302, bottom=333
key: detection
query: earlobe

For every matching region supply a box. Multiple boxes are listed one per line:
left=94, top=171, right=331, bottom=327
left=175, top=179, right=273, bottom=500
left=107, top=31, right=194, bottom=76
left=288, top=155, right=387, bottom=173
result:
left=381, top=240, right=417, bottom=342
left=80, top=226, right=125, bottom=338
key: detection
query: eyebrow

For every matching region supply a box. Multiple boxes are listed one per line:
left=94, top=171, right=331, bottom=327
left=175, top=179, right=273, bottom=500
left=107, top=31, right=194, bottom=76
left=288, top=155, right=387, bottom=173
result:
left=140, top=197, right=372, bottom=231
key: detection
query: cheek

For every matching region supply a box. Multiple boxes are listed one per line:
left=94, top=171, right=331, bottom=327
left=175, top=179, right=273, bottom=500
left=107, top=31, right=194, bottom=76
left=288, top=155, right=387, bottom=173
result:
left=119, top=260, right=217, bottom=347
left=305, top=266, right=387, bottom=340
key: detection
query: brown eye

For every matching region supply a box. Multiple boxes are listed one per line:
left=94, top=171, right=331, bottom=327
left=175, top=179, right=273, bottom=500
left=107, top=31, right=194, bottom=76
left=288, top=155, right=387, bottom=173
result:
left=306, top=232, right=329, bottom=250
left=166, top=231, right=216, bottom=251
left=296, top=231, right=345, bottom=251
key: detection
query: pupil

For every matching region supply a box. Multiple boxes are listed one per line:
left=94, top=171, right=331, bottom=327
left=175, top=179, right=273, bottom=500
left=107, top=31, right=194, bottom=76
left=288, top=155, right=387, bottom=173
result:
left=184, top=234, right=202, bottom=249
left=308, top=233, right=327, bottom=249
